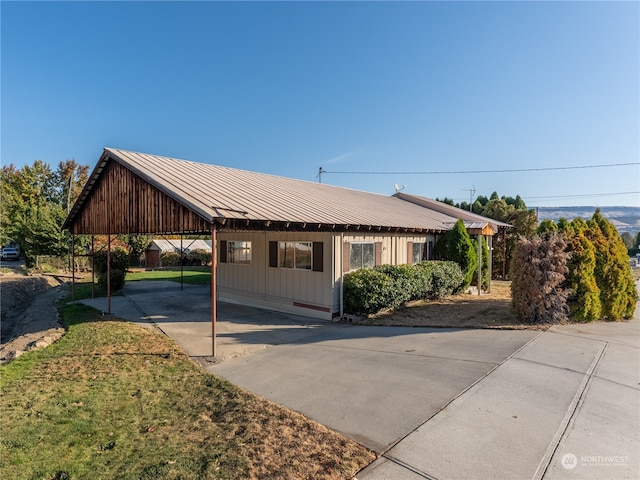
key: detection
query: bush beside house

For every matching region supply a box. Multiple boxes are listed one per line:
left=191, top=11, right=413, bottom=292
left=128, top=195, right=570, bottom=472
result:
left=344, top=261, right=465, bottom=315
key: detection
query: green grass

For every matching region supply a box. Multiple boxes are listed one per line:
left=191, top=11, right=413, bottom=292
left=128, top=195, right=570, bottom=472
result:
left=0, top=303, right=373, bottom=479
left=126, top=269, right=211, bottom=285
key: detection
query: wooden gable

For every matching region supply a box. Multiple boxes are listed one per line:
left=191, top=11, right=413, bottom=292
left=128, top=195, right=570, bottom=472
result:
left=67, top=159, right=211, bottom=235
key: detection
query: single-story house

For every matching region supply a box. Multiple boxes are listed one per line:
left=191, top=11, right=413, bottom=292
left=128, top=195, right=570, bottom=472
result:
left=144, top=239, right=213, bottom=267
left=64, top=148, right=509, bottom=325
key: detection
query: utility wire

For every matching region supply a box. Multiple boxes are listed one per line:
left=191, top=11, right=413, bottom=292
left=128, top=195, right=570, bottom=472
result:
left=320, top=162, right=639, bottom=175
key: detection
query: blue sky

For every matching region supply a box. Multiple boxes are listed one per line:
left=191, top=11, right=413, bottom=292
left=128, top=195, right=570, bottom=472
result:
left=2, top=1, right=638, bottom=207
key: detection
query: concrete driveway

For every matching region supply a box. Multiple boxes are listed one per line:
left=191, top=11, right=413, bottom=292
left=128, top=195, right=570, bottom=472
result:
left=79, top=280, right=640, bottom=479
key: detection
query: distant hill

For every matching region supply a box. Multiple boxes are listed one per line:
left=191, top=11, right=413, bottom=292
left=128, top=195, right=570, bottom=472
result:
left=535, top=206, right=640, bottom=234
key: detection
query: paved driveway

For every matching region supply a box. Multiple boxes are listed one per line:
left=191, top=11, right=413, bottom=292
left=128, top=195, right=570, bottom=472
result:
left=79, top=281, right=640, bottom=479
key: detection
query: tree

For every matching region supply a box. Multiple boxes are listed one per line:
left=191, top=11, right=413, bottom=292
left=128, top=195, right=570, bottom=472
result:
left=560, top=218, right=602, bottom=322
left=0, top=159, right=89, bottom=267
left=537, top=219, right=558, bottom=237
left=435, top=219, right=477, bottom=289
left=587, top=210, right=637, bottom=320
left=511, top=233, right=570, bottom=324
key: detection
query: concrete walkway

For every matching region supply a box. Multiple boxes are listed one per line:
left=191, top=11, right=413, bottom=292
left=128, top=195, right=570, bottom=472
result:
left=78, top=281, right=640, bottom=479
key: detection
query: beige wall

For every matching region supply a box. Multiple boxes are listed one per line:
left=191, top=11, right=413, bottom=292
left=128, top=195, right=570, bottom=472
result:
left=216, top=231, right=438, bottom=320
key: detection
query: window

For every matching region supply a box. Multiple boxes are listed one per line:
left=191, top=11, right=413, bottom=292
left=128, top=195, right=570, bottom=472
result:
left=412, top=242, right=428, bottom=264
left=279, top=241, right=312, bottom=270
left=220, top=241, right=251, bottom=264
left=350, top=242, right=375, bottom=270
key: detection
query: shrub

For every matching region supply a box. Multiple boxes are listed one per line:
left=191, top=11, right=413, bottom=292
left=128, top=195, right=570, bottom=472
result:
left=434, top=219, right=477, bottom=289
left=343, top=268, right=399, bottom=315
left=161, top=251, right=182, bottom=267
left=511, top=234, right=570, bottom=324
left=425, top=261, right=466, bottom=298
left=97, top=268, right=126, bottom=292
left=343, top=261, right=465, bottom=315
left=93, top=248, right=130, bottom=292
left=187, top=249, right=212, bottom=266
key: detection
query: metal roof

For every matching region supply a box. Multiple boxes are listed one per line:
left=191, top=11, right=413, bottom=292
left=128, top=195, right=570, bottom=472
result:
left=394, top=192, right=512, bottom=231
left=148, top=239, right=212, bottom=253
left=65, top=148, right=506, bottom=234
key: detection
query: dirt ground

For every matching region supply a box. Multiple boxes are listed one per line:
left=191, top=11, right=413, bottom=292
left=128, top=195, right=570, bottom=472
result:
left=0, top=274, right=68, bottom=363
left=357, top=280, right=552, bottom=330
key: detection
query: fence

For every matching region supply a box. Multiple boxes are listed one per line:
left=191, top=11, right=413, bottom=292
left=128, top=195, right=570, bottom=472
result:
left=36, top=255, right=92, bottom=273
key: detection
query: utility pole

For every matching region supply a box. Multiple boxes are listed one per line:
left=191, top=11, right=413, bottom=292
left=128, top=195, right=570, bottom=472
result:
left=462, top=185, right=476, bottom=211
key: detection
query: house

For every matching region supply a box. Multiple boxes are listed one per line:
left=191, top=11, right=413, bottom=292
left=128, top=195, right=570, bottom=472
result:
left=63, top=148, right=508, bottom=329
left=144, top=239, right=212, bottom=267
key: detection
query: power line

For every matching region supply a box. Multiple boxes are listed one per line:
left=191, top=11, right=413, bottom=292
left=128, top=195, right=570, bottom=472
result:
left=523, top=191, right=640, bottom=202
left=320, top=162, right=639, bottom=176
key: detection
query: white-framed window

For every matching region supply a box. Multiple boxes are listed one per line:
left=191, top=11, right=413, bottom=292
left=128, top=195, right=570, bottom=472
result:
left=222, top=241, right=251, bottom=264
left=350, top=242, right=375, bottom=270
left=279, top=241, right=312, bottom=270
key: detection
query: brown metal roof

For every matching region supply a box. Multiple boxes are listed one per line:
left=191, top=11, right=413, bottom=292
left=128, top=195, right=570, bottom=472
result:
left=64, top=148, right=504, bottom=234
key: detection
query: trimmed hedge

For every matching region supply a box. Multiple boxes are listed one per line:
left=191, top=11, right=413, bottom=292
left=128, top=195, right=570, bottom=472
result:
left=344, top=261, right=465, bottom=315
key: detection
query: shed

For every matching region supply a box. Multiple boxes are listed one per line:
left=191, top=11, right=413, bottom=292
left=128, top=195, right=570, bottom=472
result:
left=145, top=239, right=213, bottom=267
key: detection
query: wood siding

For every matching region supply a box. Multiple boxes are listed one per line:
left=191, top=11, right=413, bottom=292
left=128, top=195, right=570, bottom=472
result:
left=68, top=159, right=211, bottom=235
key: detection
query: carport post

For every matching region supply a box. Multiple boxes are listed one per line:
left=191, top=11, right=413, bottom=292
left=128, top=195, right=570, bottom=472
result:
left=211, top=224, right=217, bottom=357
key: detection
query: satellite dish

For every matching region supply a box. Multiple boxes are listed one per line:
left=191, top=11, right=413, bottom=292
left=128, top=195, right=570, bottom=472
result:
left=394, top=184, right=406, bottom=193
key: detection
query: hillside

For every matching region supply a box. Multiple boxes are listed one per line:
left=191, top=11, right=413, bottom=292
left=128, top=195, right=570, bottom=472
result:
left=535, top=206, right=640, bottom=234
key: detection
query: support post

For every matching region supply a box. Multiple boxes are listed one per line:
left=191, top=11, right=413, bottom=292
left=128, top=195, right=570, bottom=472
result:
left=107, top=234, right=112, bottom=314
left=211, top=224, right=217, bottom=357
left=180, top=234, right=184, bottom=290
left=91, top=236, right=95, bottom=298
left=488, top=235, right=493, bottom=294
left=477, top=234, right=482, bottom=296
left=71, top=233, right=76, bottom=301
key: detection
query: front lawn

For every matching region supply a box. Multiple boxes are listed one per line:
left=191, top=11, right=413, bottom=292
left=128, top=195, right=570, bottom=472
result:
left=0, top=302, right=374, bottom=479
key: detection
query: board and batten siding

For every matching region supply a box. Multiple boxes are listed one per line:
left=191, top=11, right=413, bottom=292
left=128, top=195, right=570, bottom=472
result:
left=216, top=231, right=334, bottom=320
left=331, top=234, right=438, bottom=313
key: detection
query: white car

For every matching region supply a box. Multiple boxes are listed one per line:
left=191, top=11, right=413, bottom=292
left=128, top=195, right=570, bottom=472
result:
left=1, top=248, right=19, bottom=261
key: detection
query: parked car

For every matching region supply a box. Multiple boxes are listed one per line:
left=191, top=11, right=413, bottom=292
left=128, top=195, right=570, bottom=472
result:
left=1, top=247, right=19, bottom=261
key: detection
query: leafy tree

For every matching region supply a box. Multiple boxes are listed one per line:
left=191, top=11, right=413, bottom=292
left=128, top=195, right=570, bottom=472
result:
left=435, top=219, right=477, bottom=289
left=0, top=159, right=89, bottom=267
left=620, top=232, right=635, bottom=249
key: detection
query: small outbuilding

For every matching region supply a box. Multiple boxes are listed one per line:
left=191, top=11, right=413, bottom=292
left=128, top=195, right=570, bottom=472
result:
left=144, top=239, right=212, bottom=268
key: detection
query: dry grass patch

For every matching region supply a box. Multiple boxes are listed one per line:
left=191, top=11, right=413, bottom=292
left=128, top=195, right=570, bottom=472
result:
left=1, top=304, right=374, bottom=480
left=359, top=281, right=552, bottom=330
